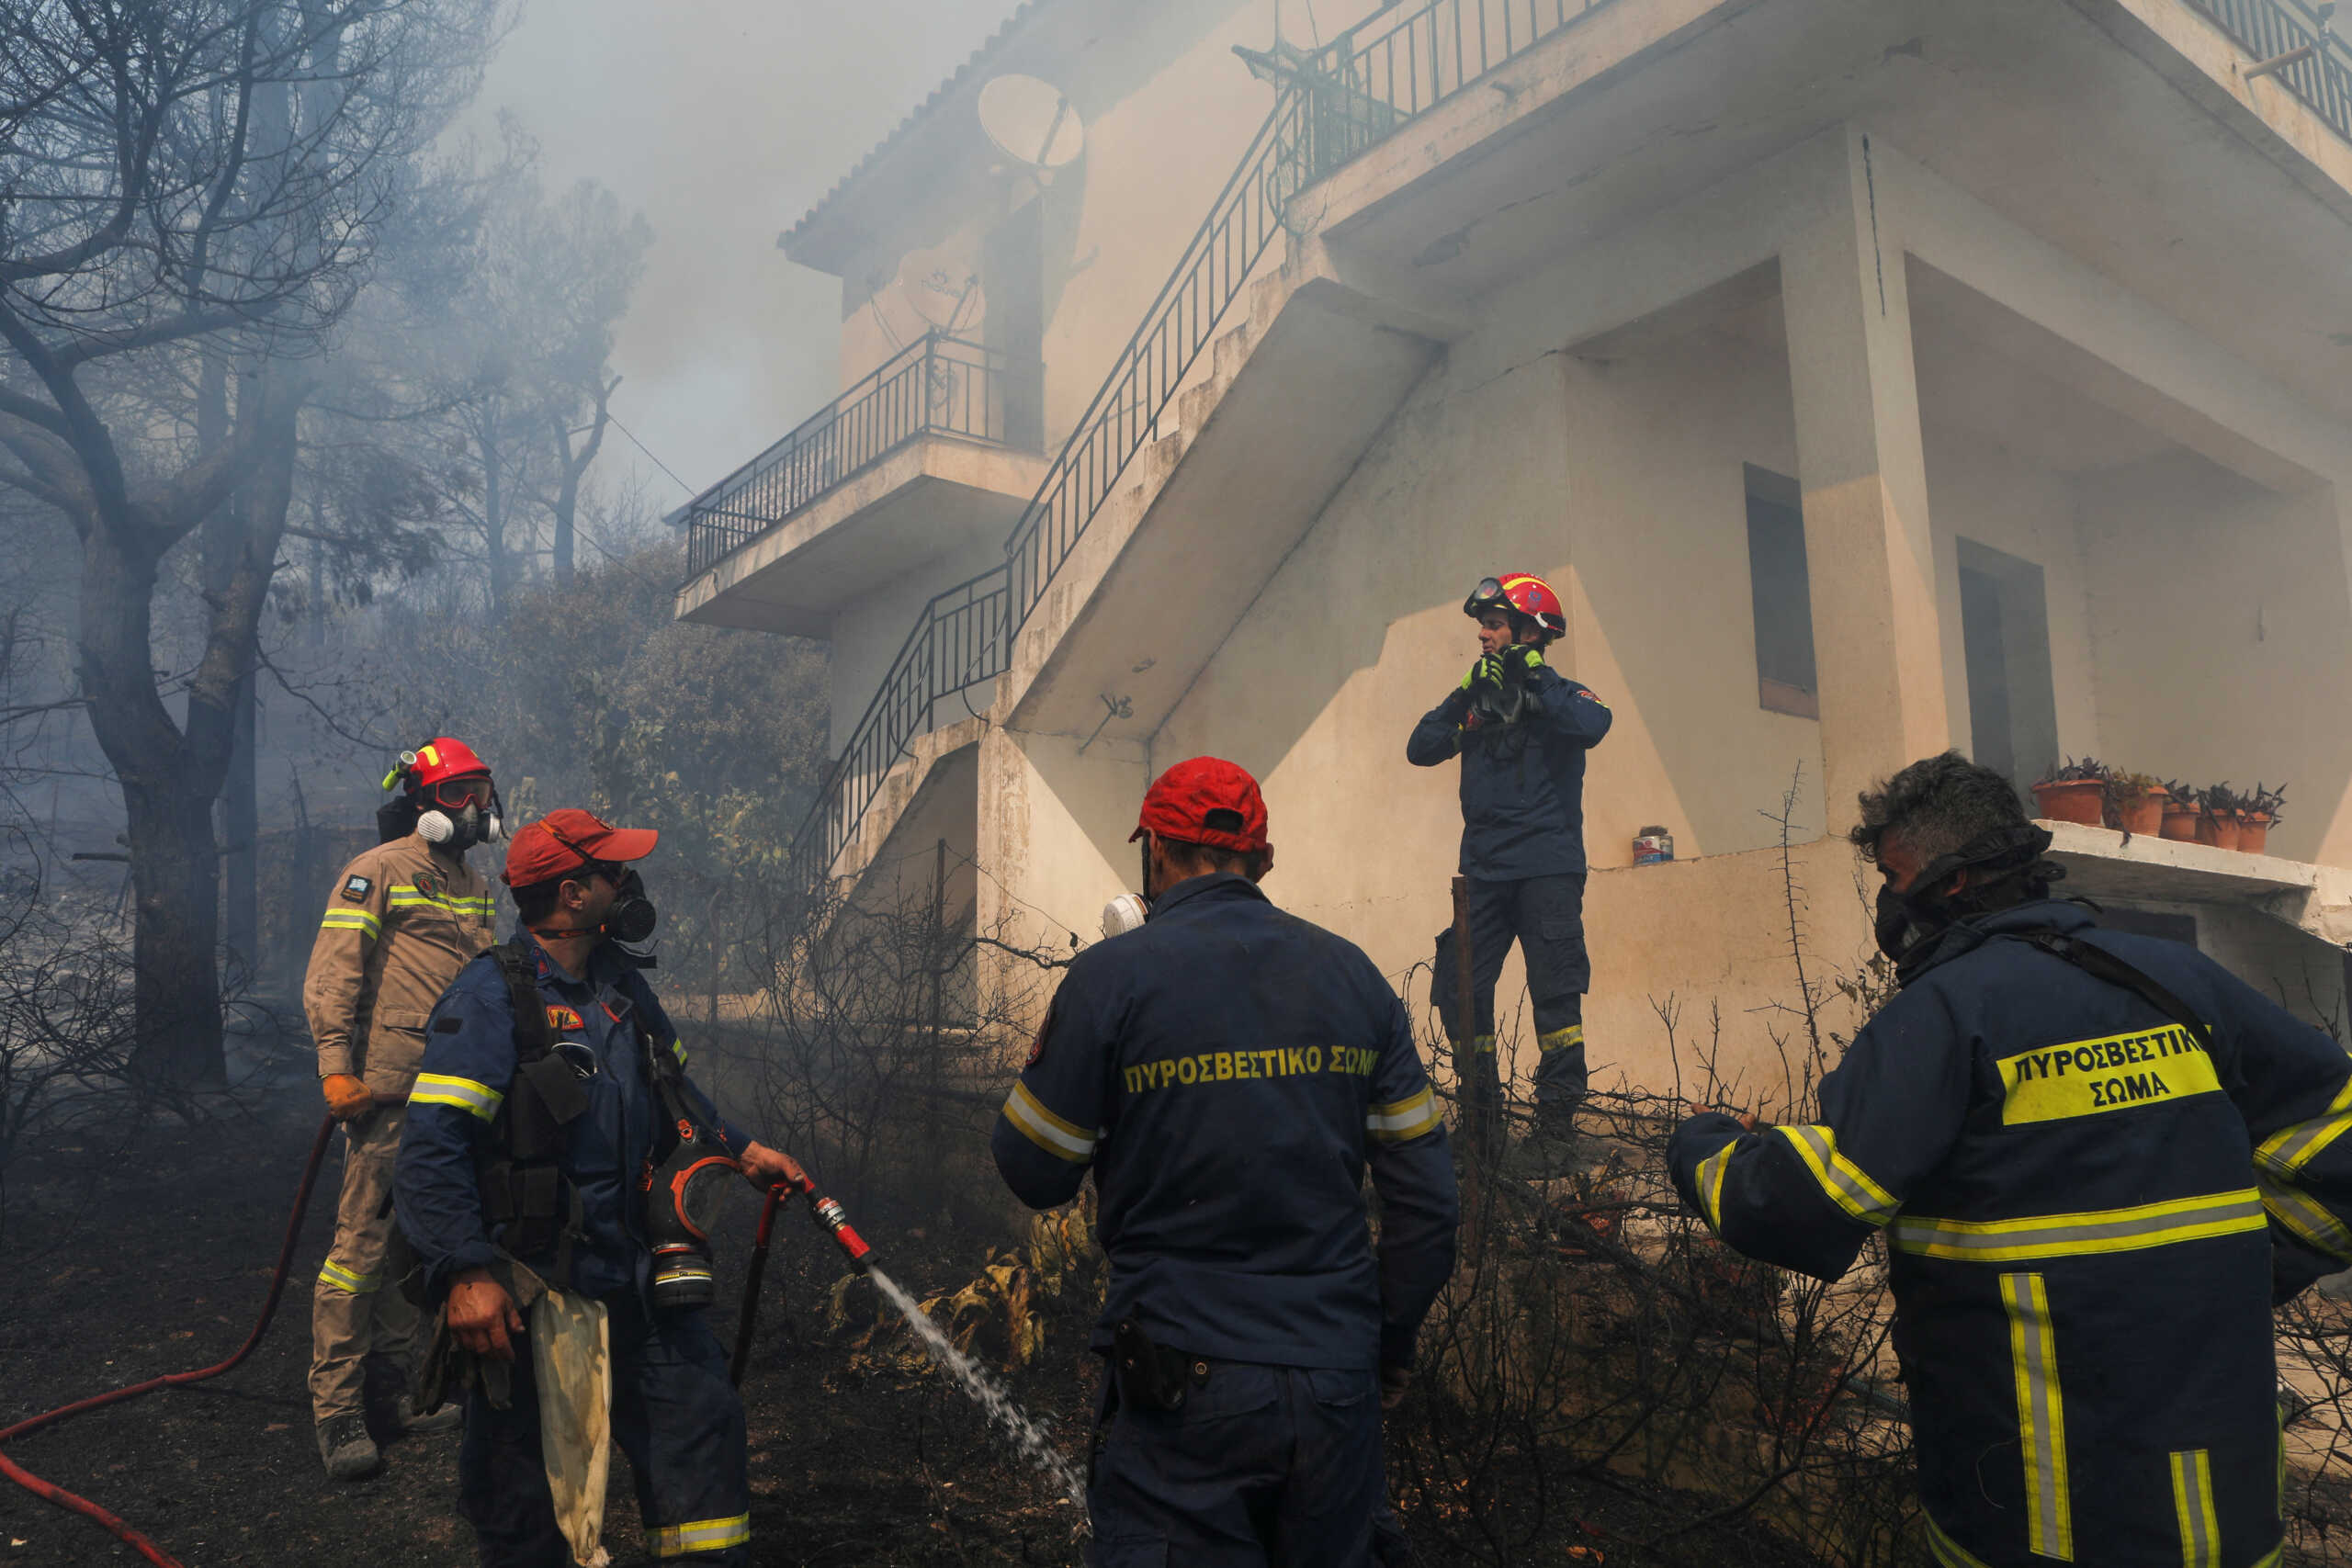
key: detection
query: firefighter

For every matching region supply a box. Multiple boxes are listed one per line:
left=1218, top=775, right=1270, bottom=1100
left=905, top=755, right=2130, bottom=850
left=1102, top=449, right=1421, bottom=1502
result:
left=1407, top=572, right=1612, bottom=1159
left=302, top=736, right=502, bottom=1481
left=1668, top=752, right=2352, bottom=1568
left=394, top=808, right=807, bottom=1567
left=993, top=757, right=1460, bottom=1566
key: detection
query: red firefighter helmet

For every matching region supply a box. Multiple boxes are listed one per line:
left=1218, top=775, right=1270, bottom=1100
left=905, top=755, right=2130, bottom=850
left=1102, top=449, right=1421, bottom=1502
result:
left=1463, top=572, right=1566, bottom=640
left=387, top=737, right=493, bottom=810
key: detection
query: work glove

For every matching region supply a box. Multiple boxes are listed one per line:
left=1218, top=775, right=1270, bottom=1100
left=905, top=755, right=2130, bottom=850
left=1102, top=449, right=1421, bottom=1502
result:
left=1459, top=653, right=1508, bottom=695
left=322, top=1073, right=375, bottom=1122
left=1502, top=643, right=1544, bottom=681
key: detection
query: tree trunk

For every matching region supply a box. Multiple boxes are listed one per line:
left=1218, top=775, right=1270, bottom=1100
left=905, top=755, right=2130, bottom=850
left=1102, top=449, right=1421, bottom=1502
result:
left=221, top=672, right=258, bottom=984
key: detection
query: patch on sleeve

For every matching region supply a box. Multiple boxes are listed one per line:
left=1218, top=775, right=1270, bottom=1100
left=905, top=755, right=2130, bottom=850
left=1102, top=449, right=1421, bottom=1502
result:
left=1023, top=992, right=1061, bottom=1069
left=340, top=874, right=372, bottom=902
left=545, top=1004, right=585, bottom=1033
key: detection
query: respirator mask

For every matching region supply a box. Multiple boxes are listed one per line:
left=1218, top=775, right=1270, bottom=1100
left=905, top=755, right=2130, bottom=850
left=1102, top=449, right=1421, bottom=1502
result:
left=604, top=866, right=658, bottom=947
left=1873, top=823, right=2062, bottom=981
left=642, top=1112, right=738, bottom=1310
left=416, top=776, right=504, bottom=852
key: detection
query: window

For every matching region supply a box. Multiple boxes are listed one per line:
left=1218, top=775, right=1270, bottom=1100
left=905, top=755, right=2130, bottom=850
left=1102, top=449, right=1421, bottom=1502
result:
left=1745, top=465, right=1817, bottom=718
left=1956, top=537, right=2059, bottom=796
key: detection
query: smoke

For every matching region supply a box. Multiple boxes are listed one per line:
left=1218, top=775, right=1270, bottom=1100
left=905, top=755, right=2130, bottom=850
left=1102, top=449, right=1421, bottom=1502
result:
left=456, top=0, right=1030, bottom=500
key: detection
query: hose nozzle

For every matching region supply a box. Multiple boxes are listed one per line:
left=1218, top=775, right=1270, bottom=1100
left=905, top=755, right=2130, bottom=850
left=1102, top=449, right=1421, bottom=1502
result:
left=807, top=1191, right=875, bottom=1272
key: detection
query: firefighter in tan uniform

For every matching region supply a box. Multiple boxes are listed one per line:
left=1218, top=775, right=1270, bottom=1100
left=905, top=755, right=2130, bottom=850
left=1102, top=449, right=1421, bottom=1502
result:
left=302, top=737, right=503, bottom=1480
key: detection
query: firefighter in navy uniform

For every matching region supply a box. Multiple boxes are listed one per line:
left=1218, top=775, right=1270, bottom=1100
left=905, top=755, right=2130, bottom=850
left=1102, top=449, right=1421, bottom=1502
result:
left=1668, top=753, right=2352, bottom=1568
left=1408, top=573, right=1612, bottom=1157
left=395, top=809, right=808, bottom=1567
left=303, top=736, right=501, bottom=1480
left=993, top=757, right=1460, bottom=1568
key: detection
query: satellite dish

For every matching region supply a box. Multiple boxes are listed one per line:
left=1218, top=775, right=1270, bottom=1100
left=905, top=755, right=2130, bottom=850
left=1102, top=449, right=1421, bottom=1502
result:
left=978, top=74, right=1084, bottom=171
left=893, top=246, right=984, bottom=333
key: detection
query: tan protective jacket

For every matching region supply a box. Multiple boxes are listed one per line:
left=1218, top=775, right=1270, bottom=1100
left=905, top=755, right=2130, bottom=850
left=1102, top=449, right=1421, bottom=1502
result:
left=303, top=834, right=498, bottom=1096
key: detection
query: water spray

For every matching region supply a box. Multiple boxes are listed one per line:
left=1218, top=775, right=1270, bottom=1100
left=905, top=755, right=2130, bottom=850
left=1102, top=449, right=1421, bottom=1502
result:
left=729, top=1175, right=1083, bottom=1510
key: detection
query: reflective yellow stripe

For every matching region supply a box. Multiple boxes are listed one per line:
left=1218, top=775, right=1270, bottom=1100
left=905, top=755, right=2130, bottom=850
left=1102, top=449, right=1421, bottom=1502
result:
left=1696, top=1143, right=1735, bottom=1232
left=318, top=1259, right=380, bottom=1294
left=320, top=908, right=381, bottom=938
left=2171, top=1450, right=2218, bottom=1568
left=1537, top=1024, right=1584, bottom=1055
left=2001, top=1271, right=2072, bottom=1561
left=388, top=885, right=497, bottom=917
left=652, top=1513, right=751, bottom=1555
left=1922, top=1512, right=1996, bottom=1568
left=1367, top=1086, right=1440, bottom=1143
left=1001, top=1082, right=1096, bottom=1163
left=1457, top=1033, right=1496, bottom=1057
left=410, top=1072, right=503, bottom=1122
left=2257, top=1172, right=2352, bottom=1258
left=2256, top=1077, right=2352, bottom=1179
left=1894, top=1189, right=2265, bottom=1263
left=671, top=1038, right=690, bottom=1068
left=1772, top=1123, right=1898, bottom=1226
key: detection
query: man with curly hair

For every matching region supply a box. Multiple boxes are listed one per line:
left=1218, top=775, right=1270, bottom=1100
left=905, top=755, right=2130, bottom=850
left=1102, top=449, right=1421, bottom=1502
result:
left=1669, top=750, right=2352, bottom=1568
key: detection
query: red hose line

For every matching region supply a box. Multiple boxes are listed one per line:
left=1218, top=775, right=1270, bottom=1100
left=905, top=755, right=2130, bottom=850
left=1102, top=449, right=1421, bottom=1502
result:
left=0, top=1111, right=339, bottom=1566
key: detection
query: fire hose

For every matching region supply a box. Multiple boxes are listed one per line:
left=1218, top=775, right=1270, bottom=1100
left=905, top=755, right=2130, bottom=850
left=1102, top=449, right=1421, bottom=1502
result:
left=0, top=1106, right=877, bottom=1565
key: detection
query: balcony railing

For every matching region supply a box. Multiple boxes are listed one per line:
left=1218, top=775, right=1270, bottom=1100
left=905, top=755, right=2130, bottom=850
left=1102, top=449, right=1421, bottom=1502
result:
left=2187, top=0, right=2352, bottom=141
left=681, top=333, right=1022, bottom=580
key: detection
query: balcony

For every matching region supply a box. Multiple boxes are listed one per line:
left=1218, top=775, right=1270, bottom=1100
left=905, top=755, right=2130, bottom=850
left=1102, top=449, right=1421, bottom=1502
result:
left=675, top=333, right=1046, bottom=637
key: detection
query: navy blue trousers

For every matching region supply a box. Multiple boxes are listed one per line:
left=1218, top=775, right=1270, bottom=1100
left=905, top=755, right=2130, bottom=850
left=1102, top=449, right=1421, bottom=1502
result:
left=1431, top=873, right=1589, bottom=1108
left=458, top=1298, right=749, bottom=1566
left=1088, top=1359, right=1383, bottom=1567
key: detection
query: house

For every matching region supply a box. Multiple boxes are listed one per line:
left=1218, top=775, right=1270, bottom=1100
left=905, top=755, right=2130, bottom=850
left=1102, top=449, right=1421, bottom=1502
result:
left=675, top=0, right=2352, bottom=1094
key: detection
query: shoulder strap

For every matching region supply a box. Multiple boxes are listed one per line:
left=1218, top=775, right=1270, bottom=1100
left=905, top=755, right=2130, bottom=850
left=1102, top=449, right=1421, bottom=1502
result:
left=494, top=938, right=554, bottom=1064
left=2015, top=930, right=2214, bottom=1053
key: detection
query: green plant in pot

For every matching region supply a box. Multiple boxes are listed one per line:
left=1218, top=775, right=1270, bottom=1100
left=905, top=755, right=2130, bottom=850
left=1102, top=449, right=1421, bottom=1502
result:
left=2239, top=783, right=2286, bottom=855
left=2196, top=783, right=2244, bottom=852
left=2159, top=779, right=2202, bottom=843
left=2030, top=757, right=2109, bottom=827
left=2105, top=772, right=2166, bottom=838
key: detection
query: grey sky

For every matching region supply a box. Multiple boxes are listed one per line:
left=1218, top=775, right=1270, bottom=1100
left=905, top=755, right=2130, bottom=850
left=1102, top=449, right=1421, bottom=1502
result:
left=458, top=0, right=1024, bottom=510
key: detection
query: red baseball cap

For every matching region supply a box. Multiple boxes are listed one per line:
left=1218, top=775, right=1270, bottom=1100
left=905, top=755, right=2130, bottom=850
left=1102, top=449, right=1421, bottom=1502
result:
left=1129, top=757, right=1270, bottom=854
left=503, top=807, right=659, bottom=887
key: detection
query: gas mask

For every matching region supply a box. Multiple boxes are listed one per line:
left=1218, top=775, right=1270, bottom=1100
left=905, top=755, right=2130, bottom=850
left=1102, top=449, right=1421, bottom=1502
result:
left=417, top=800, right=503, bottom=852
left=643, top=1117, right=738, bottom=1310
left=605, top=866, right=658, bottom=946
left=1873, top=824, right=2063, bottom=981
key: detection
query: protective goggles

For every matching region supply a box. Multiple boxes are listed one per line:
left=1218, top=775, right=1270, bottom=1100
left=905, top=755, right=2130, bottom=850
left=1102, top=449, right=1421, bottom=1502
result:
left=426, top=776, right=495, bottom=810
left=1463, top=577, right=1512, bottom=617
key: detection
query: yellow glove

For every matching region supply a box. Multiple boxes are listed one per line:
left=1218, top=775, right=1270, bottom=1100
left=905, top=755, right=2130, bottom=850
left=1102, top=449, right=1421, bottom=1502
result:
left=1504, top=643, right=1544, bottom=678
left=322, top=1073, right=375, bottom=1121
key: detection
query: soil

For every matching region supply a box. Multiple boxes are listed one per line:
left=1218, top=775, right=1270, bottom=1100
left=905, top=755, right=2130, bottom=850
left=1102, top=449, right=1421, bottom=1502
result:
left=0, top=1089, right=1819, bottom=1567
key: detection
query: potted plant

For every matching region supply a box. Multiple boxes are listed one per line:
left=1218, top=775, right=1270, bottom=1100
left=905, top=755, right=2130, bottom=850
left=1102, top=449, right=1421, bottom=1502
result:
left=2239, top=783, right=2286, bottom=855
left=2196, top=783, right=2243, bottom=852
left=2030, top=758, right=2108, bottom=827
left=2105, top=772, right=2166, bottom=838
left=2160, top=779, right=2201, bottom=842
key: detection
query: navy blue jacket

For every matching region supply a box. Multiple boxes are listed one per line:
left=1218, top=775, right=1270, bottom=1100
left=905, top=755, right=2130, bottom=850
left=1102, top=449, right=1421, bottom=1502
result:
left=1668, top=901, right=2352, bottom=1568
left=992, top=874, right=1459, bottom=1371
left=1407, top=662, right=1612, bottom=880
left=395, top=933, right=752, bottom=1307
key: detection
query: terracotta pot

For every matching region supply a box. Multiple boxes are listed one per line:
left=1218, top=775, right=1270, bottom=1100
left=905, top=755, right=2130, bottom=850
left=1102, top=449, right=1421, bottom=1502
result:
left=2238, top=812, right=2272, bottom=855
left=2116, top=793, right=2165, bottom=837
left=2030, top=779, right=2107, bottom=826
left=2160, top=805, right=2200, bottom=842
left=2194, top=810, right=2242, bottom=852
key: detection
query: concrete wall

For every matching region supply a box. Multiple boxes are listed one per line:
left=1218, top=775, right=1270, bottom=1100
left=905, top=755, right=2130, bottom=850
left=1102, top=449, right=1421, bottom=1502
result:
left=2078, top=458, right=2352, bottom=867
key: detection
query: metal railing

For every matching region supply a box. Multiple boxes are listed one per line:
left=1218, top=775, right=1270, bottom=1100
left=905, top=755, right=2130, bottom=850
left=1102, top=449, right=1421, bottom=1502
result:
left=681, top=333, right=1019, bottom=579
left=2187, top=0, right=2352, bottom=141
left=790, top=0, right=1628, bottom=884
left=789, top=568, right=1010, bottom=886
